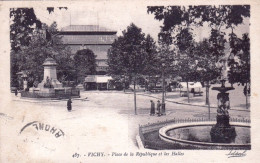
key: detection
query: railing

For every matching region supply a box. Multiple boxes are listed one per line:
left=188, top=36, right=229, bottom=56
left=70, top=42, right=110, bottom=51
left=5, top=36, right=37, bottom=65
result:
left=138, top=117, right=251, bottom=149
left=21, top=91, right=56, bottom=98
left=20, top=88, right=80, bottom=99
left=140, top=117, right=250, bottom=128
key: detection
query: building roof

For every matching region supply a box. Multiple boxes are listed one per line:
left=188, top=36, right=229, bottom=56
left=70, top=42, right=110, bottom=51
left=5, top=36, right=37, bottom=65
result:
left=61, top=25, right=116, bottom=33
left=61, top=35, right=116, bottom=45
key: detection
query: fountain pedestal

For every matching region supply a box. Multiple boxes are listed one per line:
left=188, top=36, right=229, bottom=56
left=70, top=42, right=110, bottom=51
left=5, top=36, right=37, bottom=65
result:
left=210, top=115, right=236, bottom=143
left=210, top=80, right=237, bottom=143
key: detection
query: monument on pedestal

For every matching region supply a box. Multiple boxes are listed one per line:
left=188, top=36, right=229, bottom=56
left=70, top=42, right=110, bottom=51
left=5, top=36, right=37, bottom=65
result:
left=23, top=57, right=80, bottom=99
left=38, top=58, right=62, bottom=87
left=31, top=58, right=63, bottom=93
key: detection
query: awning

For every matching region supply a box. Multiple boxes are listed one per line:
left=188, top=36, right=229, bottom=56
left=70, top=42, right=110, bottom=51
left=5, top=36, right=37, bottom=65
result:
left=179, top=82, right=202, bottom=88
left=84, top=75, right=112, bottom=83
left=96, top=76, right=112, bottom=83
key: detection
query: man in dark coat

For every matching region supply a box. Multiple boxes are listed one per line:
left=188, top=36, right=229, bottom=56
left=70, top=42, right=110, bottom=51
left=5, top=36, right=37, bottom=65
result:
left=150, top=100, right=155, bottom=116
left=67, top=98, right=72, bottom=112
left=157, top=100, right=161, bottom=116
left=15, top=89, right=18, bottom=96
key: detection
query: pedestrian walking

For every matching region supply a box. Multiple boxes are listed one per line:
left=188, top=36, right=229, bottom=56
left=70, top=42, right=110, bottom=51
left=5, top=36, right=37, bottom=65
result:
left=15, top=89, right=18, bottom=96
left=243, top=85, right=247, bottom=96
left=150, top=100, right=155, bottom=116
left=157, top=100, right=161, bottom=116
left=67, top=98, right=72, bottom=112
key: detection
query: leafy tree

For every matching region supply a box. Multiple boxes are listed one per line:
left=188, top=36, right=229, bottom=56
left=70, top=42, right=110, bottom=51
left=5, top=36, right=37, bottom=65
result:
left=174, top=27, right=196, bottom=103
left=74, top=49, right=97, bottom=84
left=197, top=29, right=227, bottom=105
left=10, top=8, right=74, bottom=88
left=148, top=6, right=198, bottom=102
left=142, top=34, right=158, bottom=77
left=10, top=8, right=42, bottom=87
left=107, top=36, right=126, bottom=76
left=107, top=36, right=129, bottom=91
left=228, top=33, right=250, bottom=84
left=107, top=23, right=147, bottom=115
left=11, top=22, right=74, bottom=88
left=142, top=34, right=160, bottom=90
left=148, top=5, right=250, bottom=106
left=194, top=39, right=221, bottom=105
left=175, top=52, right=198, bottom=103
left=147, top=5, right=250, bottom=65
left=228, top=33, right=250, bottom=109
left=10, top=8, right=42, bottom=52
left=148, top=5, right=249, bottom=33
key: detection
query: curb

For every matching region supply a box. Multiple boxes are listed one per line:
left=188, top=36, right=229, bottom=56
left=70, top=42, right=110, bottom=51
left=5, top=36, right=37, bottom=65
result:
left=13, top=97, right=83, bottom=103
left=135, top=92, right=250, bottom=112
left=136, top=134, right=145, bottom=149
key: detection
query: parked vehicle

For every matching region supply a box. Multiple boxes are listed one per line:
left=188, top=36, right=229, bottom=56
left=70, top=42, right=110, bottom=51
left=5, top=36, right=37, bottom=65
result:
left=178, top=82, right=203, bottom=97
left=168, top=81, right=179, bottom=92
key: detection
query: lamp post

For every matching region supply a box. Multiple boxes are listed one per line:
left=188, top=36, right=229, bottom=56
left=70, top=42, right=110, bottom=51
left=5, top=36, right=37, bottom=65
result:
left=161, top=62, right=166, bottom=115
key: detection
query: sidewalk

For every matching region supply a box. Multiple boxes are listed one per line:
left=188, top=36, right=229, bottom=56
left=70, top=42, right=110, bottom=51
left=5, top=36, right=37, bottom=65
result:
left=10, top=85, right=250, bottom=112
left=135, top=86, right=250, bottom=112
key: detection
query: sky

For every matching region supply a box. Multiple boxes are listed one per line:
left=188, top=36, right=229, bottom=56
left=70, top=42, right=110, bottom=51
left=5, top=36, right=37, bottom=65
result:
left=34, top=4, right=162, bottom=40
left=34, top=4, right=249, bottom=43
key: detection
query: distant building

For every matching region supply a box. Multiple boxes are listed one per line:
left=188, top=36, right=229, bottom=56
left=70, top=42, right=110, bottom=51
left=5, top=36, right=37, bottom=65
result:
left=59, top=25, right=117, bottom=75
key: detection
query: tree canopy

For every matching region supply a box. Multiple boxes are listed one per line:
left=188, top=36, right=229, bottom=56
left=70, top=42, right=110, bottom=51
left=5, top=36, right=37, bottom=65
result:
left=228, top=33, right=250, bottom=85
left=142, top=34, right=158, bottom=76
left=10, top=8, right=42, bottom=52
left=107, top=23, right=148, bottom=78
left=107, top=23, right=159, bottom=114
left=11, top=22, right=74, bottom=87
left=74, top=49, right=97, bottom=83
left=148, top=5, right=250, bottom=85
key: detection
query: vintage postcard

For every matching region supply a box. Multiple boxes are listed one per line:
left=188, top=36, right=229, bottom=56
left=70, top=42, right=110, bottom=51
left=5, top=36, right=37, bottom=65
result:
left=0, top=0, right=260, bottom=162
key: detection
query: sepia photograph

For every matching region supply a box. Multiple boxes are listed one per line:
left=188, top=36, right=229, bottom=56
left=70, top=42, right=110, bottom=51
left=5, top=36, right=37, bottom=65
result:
left=1, top=0, right=259, bottom=162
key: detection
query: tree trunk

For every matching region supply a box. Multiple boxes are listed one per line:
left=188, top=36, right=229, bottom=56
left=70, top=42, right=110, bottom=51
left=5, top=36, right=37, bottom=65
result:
left=205, top=81, right=211, bottom=120
left=205, top=81, right=209, bottom=105
left=186, top=81, right=190, bottom=103
left=208, top=100, right=211, bottom=120
left=147, top=75, right=150, bottom=91
left=123, top=75, right=126, bottom=93
left=134, top=75, right=137, bottom=115
left=162, top=70, right=165, bottom=104
left=246, top=82, right=248, bottom=109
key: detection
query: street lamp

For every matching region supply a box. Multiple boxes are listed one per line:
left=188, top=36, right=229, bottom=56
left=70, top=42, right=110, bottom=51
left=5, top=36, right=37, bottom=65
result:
left=161, top=62, right=166, bottom=115
left=17, top=71, right=28, bottom=90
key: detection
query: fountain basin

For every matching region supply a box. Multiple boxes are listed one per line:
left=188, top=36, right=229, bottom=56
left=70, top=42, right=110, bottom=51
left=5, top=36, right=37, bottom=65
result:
left=159, top=122, right=250, bottom=150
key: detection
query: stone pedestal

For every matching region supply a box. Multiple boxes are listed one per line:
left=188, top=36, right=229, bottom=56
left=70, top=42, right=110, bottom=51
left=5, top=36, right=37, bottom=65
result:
left=38, top=58, right=62, bottom=89
left=210, top=115, right=236, bottom=143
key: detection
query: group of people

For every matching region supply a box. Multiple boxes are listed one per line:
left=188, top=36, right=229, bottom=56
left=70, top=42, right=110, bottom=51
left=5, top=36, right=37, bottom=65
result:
left=150, top=100, right=163, bottom=116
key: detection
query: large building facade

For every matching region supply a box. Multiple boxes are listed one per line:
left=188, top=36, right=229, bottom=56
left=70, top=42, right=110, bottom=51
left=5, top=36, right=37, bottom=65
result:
left=59, top=25, right=117, bottom=74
